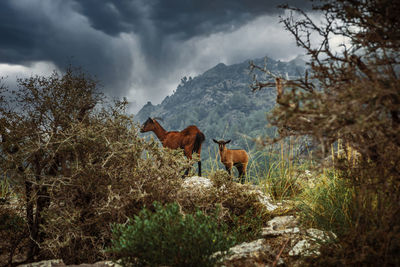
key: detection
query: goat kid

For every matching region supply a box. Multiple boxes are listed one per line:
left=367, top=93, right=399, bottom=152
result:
left=213, top=139, right=248, bottom=183
left=140, top=117, right=205, bottom=176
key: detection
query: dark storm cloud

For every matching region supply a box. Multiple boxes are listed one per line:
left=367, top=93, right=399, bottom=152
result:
left=0, top=0, right=134, bottom=96
left=76, top=0, right=312, bottom=38
left=0, top=0, right=312, bottom=112
left=152, top=0, right=312, bottom=38
left=72, top=0, right=312, bottom=66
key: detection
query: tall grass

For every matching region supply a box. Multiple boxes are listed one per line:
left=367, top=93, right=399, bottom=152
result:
left=248, top=138, right=309, bottom=201
left=203, top=136, right=307, bottom=201
left=295, top=140, right=357, bottom=237
left=203, top=136, right=357, bottom=238
left=296, top=170, right=354, bottom=237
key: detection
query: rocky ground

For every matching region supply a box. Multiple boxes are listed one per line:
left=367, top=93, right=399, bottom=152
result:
left=17, top=176, right=334, bottom=267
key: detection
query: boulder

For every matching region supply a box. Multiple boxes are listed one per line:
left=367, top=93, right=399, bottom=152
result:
left=220, top=239, right=284, bottom=267
left=288, top=228, right=336, bottom=257
left=18, top=260, right=64, bottom=267
left=288, top=239, right=319, bottom=257
left=18, top=260, right=121, bottom=267
left=251, top=189, right=279, bottom=212
left=182, top=176, right=213, bottom=190
left=262, top=215, right=300, bottom=237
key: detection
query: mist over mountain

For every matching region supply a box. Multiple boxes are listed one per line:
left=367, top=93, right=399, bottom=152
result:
left=135, top=56, right=306, bottom=160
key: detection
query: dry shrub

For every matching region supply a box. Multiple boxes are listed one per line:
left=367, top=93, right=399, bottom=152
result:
left=0, top=68, right=193, bottom=264
left=1, top=68, right=271, bottom=265
left=42, top=135, right=268, bottom=264
left=40, top=119, right=192, bottom=264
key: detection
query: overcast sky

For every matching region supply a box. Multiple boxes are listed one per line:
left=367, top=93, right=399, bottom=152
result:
left=0, top=0, right=312, bottom=113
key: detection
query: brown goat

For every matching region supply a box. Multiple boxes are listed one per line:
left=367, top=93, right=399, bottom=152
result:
left=213, top=139, right=249, bottom=183
left=140, top=117, right=205, bottom=176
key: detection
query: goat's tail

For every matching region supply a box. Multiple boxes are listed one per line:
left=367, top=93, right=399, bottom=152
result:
left=193, top=132, right=205, bottom=154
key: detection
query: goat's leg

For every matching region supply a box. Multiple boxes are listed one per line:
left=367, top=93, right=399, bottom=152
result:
left=182, top=146, right=192, bottom=177
left=242, top=163, right=248, bottom=177
left=242, top=163, right=248, bottom=183
left=198, top=161, right=202, bottom=176
left=183, top=169, right=189, bottom=177
left=225, top=163, right=233, bottom=175
left=236, top=164, right=245, bottom=184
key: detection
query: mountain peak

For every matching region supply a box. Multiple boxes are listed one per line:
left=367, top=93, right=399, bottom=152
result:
left=215, top=62, right=226, bottom=68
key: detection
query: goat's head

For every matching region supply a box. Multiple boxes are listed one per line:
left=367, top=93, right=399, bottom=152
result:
left=140, top=117, right=158, bottom=133
left=212, top=139, right=231, bottom=152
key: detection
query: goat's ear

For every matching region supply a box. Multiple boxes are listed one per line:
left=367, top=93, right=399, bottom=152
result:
left=225, top=140, right=231, bottom=144
left=212, top=139, right=218, bottom=144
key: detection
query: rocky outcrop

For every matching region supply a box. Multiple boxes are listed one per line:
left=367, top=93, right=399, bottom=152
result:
left=21, top=178, right=334, bottom=267
left=182, top=175, right=213, bottom=190
left=17, top=260, right=121, bottom=267
left=262, top=215, right=300, bottom=237
left=218, top=215, right=336, bottom=267
left=249, top=188, right=279, bottom=212
left=181, top=176, right=279, bottom=212
left=220, top=239, right=283, bottom=267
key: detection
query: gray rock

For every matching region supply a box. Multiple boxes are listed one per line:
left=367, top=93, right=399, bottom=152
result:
left=289, top=239, right=320, bottom=257
left=288, top=228, right=336, bottom=257
left=220, top=239, right=284, bottom=267
left=182, top=176, right=213, bottom=189
left=252, top=189, right=279, bottom=212
left=18, top=261, right=121, bottom=267
left=306, top=228, right=336, bottom=241
left=262, top=216, right=300, bottom=237
left=262, top=226, right=301, bottom=237
left=267, top=216, right=299, bottom=230
left=18, top=260, right=64, bottom=267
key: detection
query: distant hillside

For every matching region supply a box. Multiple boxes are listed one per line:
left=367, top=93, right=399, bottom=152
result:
left=135, top=56, right=306, bottom=163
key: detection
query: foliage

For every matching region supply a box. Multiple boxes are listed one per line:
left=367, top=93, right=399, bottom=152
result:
left=0, top=68, right=193, bottom=264
left=0, top=67, right=274, bottom=265
left=252, top=0, right=400, bottom=265
left=109, top=202, right=235, bottom=267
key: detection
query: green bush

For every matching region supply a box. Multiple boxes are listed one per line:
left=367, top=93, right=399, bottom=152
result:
left=109, top=202, right=235, bottom=267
